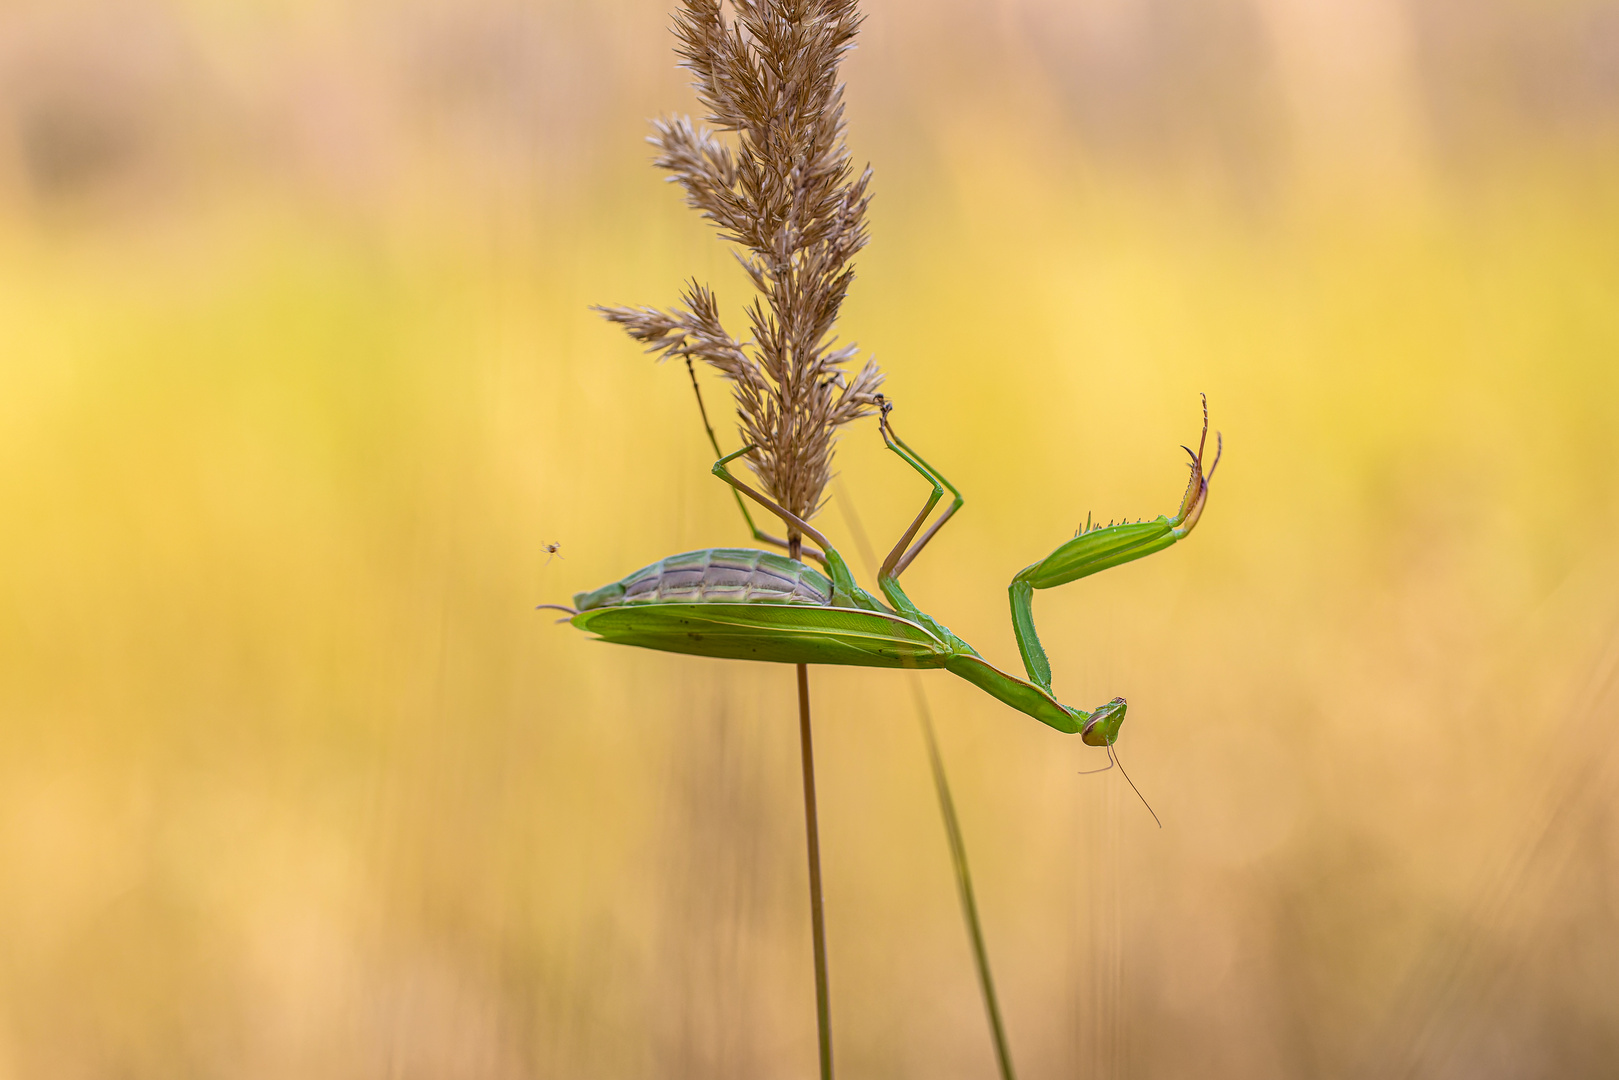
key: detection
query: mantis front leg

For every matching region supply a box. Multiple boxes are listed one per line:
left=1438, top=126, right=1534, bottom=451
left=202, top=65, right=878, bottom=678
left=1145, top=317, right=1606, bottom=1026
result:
left=1010, top=397, right=1221, bottom=692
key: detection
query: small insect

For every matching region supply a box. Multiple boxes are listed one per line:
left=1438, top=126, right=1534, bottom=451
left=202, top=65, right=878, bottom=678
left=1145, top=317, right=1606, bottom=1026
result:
left=543, top=541, right=564, bottom=564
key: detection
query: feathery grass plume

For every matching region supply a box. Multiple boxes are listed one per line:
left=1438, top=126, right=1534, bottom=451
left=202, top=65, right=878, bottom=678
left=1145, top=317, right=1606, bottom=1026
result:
left=595, top=6, right=884, bottom=1076
left=596, top=0, right=882, bottom=527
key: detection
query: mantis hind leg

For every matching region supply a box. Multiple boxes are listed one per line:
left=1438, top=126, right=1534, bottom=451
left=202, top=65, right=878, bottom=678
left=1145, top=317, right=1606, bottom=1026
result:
left=1009, top=397, right=1221, bottom=691
left=682, top=358, right=827, bottom=566
left=709, top=447, right=871, bottom=605
left=709, top=447, right=835, bottom=555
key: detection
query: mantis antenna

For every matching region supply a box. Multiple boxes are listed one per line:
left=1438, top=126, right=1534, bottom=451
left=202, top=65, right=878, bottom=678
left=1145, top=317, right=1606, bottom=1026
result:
left=1078, top=744, right=1161, bottom=828
left=1075, top=747, right=1115, bottom=776
left=1113, top=745, right=1160, bottom=828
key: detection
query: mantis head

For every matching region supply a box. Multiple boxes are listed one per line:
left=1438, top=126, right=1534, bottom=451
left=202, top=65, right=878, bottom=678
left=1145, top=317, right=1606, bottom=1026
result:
left=1080, top=696, right=1128, bottom=746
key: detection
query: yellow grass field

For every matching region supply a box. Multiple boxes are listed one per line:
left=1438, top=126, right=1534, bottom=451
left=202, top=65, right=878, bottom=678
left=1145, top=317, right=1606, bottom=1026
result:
left=2, top=1, right=1617, bottom=1076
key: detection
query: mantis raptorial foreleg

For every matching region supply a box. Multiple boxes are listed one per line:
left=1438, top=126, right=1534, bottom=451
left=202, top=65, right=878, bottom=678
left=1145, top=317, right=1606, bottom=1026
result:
left=682, top=357, right=829, bottom=567
left=1009, top=396, right=1222, bottom=692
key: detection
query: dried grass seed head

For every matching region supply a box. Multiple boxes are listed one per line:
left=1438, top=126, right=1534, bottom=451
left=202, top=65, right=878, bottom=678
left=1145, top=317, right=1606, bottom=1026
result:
left=596, top=0, right=882, bottom=527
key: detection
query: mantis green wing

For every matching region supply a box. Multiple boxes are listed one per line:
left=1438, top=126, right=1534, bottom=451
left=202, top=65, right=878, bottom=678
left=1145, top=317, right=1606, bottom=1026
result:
left=571, top=601, right=951, bottom=668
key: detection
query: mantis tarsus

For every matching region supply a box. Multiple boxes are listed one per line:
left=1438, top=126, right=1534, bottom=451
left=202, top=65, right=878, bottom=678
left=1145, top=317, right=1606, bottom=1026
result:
left=540, top=395, right=1220, bottom=749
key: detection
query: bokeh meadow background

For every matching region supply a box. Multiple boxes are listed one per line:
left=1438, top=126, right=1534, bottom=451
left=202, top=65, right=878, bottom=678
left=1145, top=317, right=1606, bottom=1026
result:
left=3, top=0, right=1619, bottom=1076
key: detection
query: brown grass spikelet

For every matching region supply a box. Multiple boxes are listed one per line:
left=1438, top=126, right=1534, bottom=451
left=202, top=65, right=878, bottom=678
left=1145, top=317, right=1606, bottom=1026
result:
left=596, top=0, right=882, bottom=529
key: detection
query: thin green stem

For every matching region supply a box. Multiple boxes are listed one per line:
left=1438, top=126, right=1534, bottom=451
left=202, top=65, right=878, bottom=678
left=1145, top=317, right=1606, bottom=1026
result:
left=833, top=482, right=1016, bottom=1080
left=791, top=535, right=834, bottom=1080
left=912, top=680, right=1018, bottom=1080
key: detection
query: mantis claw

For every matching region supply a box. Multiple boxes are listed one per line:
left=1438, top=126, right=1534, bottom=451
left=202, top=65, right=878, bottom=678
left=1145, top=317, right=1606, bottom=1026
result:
left=1170, top=395, right=1221, bottom=533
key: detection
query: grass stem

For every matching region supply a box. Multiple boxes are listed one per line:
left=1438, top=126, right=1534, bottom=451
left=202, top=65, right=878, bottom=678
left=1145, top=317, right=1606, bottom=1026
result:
left=833, top=481, right=1016, bottom=1077
left=793, top=538, right=834, bottom=1080
left=913, top=680, right=1018, bottom=1080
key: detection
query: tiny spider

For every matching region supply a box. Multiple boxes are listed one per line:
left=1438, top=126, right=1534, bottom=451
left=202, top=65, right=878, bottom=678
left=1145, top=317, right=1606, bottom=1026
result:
left=543, top=541, right=564, bottom=564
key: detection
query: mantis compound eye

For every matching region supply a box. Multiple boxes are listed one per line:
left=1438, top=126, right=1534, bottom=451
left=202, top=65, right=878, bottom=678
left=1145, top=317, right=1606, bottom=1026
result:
left=1080, top=696, right=1128, bottom=746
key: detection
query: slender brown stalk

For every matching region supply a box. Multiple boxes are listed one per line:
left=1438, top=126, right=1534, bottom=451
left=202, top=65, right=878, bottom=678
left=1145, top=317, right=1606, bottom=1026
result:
left=790, top=534, right=834, bottom=1080
left=598, top=6, right=878, bottom=1073
left=797, top=662, right=832, bottom=1079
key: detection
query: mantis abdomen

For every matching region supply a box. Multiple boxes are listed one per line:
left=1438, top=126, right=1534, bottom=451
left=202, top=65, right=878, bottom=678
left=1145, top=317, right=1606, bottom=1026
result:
left=559, top=548, right=957, bottom=670
left=573, top=547, right=833, bottom=611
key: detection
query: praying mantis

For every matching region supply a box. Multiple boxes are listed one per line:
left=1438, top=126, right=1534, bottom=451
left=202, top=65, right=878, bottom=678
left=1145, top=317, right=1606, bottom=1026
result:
left=540, top=392, right=1220, bottom=751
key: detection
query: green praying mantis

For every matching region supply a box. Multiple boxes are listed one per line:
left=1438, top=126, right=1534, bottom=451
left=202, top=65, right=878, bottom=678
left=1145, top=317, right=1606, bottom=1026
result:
left=540, top=391, right=1220, bottom=753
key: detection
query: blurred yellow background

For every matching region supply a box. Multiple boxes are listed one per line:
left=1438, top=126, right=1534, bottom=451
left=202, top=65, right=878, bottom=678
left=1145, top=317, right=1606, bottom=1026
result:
left=2, top=0, right=1618, bottom=1076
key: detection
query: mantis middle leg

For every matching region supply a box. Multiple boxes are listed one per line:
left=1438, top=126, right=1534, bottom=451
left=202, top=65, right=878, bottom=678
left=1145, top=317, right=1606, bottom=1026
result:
left=878, top=401, right=965, bottom=577
left=1009, top=396, right=1221, bottom=692
left=873, top=402, right=966, bottom=618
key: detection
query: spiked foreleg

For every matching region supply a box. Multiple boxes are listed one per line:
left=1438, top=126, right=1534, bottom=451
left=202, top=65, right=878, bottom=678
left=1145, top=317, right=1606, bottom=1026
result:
left=1008, top=519, right=1179, bottom=690
left=1007, top=398, right=1221, bottom=692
